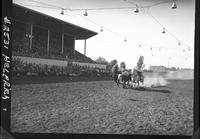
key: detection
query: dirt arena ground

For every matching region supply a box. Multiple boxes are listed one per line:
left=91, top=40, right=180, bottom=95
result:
left=11, top=79, right=193, bottom=135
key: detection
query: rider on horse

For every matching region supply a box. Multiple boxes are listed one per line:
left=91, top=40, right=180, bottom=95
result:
left=112, top=62, right=131, bottom=87
left=112, top=63, right=119, bottom=80
left=119, top=62, right=132, bottom=87
left=132, top=66, right=144, bottom=87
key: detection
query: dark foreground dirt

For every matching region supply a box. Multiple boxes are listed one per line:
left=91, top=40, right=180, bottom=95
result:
left=11, top=80, right=193, bottom=135
left=12, top=76, right=112, bottom=85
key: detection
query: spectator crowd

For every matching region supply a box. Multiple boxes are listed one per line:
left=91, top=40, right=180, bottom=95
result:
left=12, top=58, right=111, bottom=78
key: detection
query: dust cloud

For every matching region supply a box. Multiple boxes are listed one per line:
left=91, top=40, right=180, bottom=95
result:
left=143, top=70, right=193, bottom=87
left=143, top=73, right=169, bottom=87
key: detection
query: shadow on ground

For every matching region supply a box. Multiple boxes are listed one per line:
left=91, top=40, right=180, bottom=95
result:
left=114, top=83, right=172, bottom=94
left=127, top=98, right=144, bottom=102
left=133, top=87, right=172, bottom=94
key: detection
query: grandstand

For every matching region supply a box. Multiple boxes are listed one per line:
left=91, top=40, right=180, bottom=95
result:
left=12, top=4, right=109, bottom=78
left=12, top=4, right=103, bottom=66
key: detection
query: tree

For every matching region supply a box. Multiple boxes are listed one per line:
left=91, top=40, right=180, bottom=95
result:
left=95, top=57, right=108, bottom=64
left=107, top=59, right=118, bottom=70
left=109, top=59, right=118, bottom=67
left=136, top=56, right=145, bottom=70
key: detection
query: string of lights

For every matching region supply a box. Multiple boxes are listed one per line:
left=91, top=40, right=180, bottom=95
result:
left=138, top=43, right=189, bottom=52
left=25, top=0, right=129, bottom=42
left=27, top=0, right=177, bottom=12
left=124, top=0, right=174, bottom=9
left=76, top=11, right=191, bottom=51
left=15, top=2, right=129, bottom=42
left=15, top=0, right=192, bottom=52
left=123, top=0, right=190, bottom=49
left=122, top=0, right=191, bottom=50
left=28, top=0, right=138, bottom=11
left=147, top=8, right=191, bottom=50
left=75, top=14, right=127, bottom=41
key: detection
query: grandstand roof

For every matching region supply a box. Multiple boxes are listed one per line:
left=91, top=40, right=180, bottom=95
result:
left=12, top=4, right=98, bottom=40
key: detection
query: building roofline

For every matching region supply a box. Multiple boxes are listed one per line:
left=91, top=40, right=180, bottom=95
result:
left=13, top=3, right=98, bottom=39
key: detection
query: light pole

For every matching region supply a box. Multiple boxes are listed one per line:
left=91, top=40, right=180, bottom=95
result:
left=168, top=57, right=171, bottom=69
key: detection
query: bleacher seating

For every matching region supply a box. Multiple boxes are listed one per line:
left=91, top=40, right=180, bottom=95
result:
left=12, top=20, right=96, bottom=64
left=11, top=20, right=110, bottom=78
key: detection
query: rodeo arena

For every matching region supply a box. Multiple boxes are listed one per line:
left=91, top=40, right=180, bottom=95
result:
left=11, top=1, right=194, bottom=136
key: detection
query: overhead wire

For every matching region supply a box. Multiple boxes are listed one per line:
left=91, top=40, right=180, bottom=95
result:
left=28, top=0, right=63, bottom=9
left=27, top=0, right=172, bottom=11
left=143, top=0, right=172, bottom=8
left=76, top=14, right=127, bottom=39
left=147, top=8, right=191, bottom=50
left=70, top=6, right=137, bottom=11
left=123, top=0, right=192, bottom=50
left=16, top=3, right=61, bottom=9
left=15, top=0, right=192, bottom=51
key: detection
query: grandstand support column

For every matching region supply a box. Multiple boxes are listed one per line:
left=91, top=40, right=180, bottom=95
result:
left=84, top=39, right=87, bottom=56
left=61, top=33, right=64, bottom=54
left=73, top=37, right=76, bottom=55
left=47, top=29, right=50, bottom=53
left=30, top=24, right=33, bottom=49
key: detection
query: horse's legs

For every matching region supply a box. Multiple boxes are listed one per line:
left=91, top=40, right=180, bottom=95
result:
left=141, top=81, right=144, bottom=87
left=122, top=81, right=126, bottom=88
left=137, top=81, right=139, bottom=87
left=114, top=75, right=119, bottom=87
left=133, top=81, right=136, bottom=87
left=116, top=80, right=119, bottom=86
left=117, top=79, right=120, bottom=86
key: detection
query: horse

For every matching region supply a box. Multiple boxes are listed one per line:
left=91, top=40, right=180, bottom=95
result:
left=112, top=64, right=132, bottom=88
left=119, top=70, right=132, bottom=88
left=132, top=69, right=144, bottom=87
left=112, top=64, right=121, bottom=86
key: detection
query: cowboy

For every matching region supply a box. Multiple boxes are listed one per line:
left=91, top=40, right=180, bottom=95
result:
left=111, top=63, right=120, bottom=83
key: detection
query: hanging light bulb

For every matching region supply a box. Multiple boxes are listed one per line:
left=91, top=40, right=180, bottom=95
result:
left=100, top=27, right=103, bottom=32
left=171, top=0, right=177, bottom=9
left=83, top=9, right=88, bottom=16
left=162, top=28, right=166, bottom=33
left=124, top=38, right=127, bottom=42
left=178, top=41, right=181, bottom=45
left=60, top=8, right=64, bottom=15
left=134, top=5, right=139, bottom=13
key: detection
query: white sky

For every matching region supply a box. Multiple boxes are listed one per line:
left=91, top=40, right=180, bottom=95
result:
left=13, top=0, right=195, bottom=69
